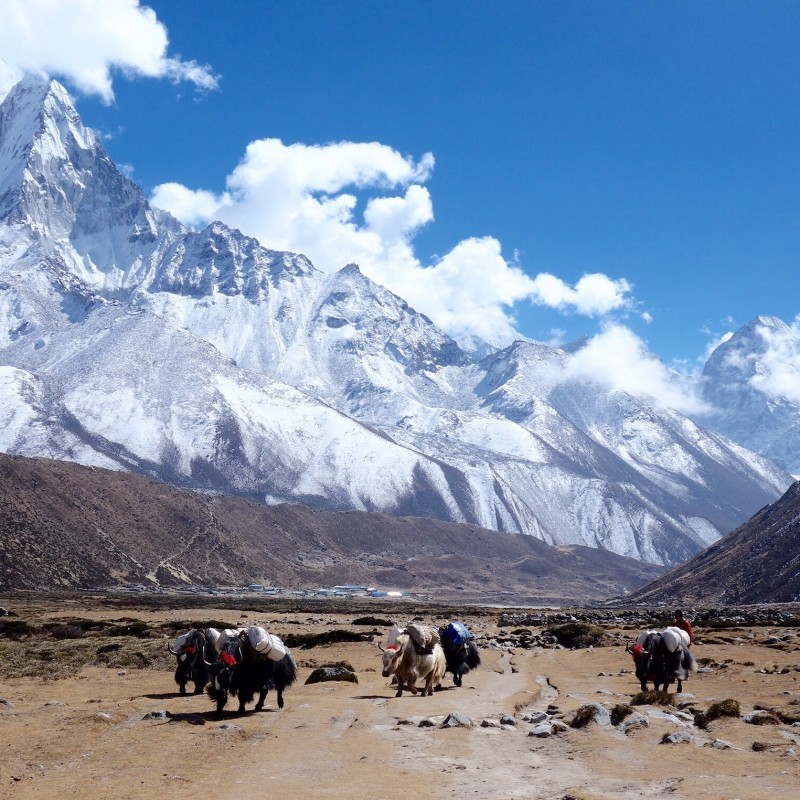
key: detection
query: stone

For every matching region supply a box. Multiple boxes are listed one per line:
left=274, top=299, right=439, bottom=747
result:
left=418, top=718, right=437, bottom=728
left=500, top=714, right=516, bottom=726
left=529, top=722, right=553, bottom=737
left=142, top=710, right=168, bottom=720
left=646, top=710, right=687, bottom=726
left=480, top=718, right=501, bottom=728
left=218, top=723, right=242, bottom=732
left=94, top=712, right=113, bottom=722
left=570, top=703, right=611, bottom=728
left=441, top=712, right=473, bottom=729
left=619, top=713, right=649, bottom=734
left=522, top=711, right=548, bottom=724
left=661, top=731, right=693, bottom=745
left=550, top=720, right=569, bottom=734
left=744, top=710, right=780, bottom=725
left=304, top=666, right=358, bottom=684
left=705, top=739, right=735, bottom=749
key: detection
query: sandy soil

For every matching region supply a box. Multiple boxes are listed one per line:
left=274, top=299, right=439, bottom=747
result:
left=1, top=602, right=799, bottom=800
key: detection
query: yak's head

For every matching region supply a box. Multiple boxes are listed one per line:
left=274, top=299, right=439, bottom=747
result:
left=378, top=641, right=403, bottom=678
left=206, top=638, right=243, bottom=700
left=169, top=629, right=204, bottom=664
left=627, top=632, right=661, bottom=681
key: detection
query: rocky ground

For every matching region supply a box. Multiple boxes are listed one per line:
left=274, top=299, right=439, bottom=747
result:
left=1, top=596, right=799, bottom=799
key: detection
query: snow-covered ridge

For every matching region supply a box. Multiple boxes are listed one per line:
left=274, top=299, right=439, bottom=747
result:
left=0, top=76, right=793, bottom=567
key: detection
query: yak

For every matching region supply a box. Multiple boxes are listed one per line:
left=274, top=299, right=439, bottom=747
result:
left=169, top=628, right=210, bottom=696
left=627, top=628, right=694, bottom=693
left=440, top=639, right=481, bottom=687
left=206, top=632, right=298, bottom=715
left=438, top=622, right=480, bottom=688
left=379, top=632, right=446, bottom=697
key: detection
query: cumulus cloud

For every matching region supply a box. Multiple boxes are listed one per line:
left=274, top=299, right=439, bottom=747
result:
left=0, top=0, right=217, bottom=103
left=151, top=183, right=230, bottom=229
left=563, top=323, right=709, bottom=414
left=529, top=272, right=632, bottom=316
left=150, top=137, right=634, bottom=347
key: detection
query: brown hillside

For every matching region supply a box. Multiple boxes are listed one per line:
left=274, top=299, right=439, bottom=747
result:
left=627, top=480, right=800, bottom=605
left=0, top=453, right=662, bottom=603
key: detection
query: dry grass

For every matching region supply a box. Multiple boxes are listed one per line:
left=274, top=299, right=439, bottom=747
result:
left=544, top=622, right=606, bottom=648
left=631, top=689, right=674, bottom=706
left=0, top=637, right=173, bottom=680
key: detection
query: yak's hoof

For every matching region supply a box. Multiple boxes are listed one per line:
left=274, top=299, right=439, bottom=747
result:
left=254, top=703, right=264, bottom=712
left=179, top=686, right=186, bottom=696
left=395, top=690, right=403, bottom=698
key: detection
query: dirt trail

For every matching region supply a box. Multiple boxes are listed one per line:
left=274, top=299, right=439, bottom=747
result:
left=2, top=605, right=800, bottom=799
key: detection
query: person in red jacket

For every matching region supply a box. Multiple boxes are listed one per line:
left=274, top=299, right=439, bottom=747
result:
left=674, top=610, right=694, bottom=645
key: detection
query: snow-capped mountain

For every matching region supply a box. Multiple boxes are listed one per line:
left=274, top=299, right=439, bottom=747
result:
left=700, top=315, right=800, bottom=475
left=0, top=77, right=792, bottom=567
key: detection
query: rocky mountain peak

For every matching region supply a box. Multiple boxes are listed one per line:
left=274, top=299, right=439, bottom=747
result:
left=0, top=79, right=793, bottom=570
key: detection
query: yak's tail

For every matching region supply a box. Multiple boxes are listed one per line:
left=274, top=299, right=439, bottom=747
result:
left=465, top=642, right=481, bottom=670
left=275, top=653, right=298, bottom=689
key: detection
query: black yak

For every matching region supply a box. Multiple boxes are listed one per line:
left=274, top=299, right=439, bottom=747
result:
left=206, top=631, right=297, bottom=715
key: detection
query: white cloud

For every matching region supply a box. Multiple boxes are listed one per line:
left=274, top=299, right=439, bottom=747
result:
left=564, top=323, right=709, bottom=414
left=0, top=0, right=217, bottom=103
left=150, top=182, right=230, bottom=229
left=529, top=272, right=632, bottom=316
left=150, top=137, right=634, bottom=347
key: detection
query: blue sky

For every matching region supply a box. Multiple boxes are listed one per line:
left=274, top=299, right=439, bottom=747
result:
left=2, top=1, right=800, bottom=374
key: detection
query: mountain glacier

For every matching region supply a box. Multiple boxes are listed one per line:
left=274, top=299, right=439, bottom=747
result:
left=0, top=77, right=792, bottom=567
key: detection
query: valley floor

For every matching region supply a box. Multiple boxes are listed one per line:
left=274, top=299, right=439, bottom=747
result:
left=1, top=598, right=799, bottom=799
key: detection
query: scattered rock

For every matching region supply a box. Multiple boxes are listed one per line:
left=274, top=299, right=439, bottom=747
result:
left=217, top=723, right=242, bottom=733
left=440, top=713, right=472, bottom=729
left=94, top=712, right=114, bottom=722
left=619, top=713, right=649, bottom=734
left=705, top=738, right=735, bottom=749
left=304, top=666, right=358, bottom=685
left=142, top=710, right=168, bottom=720
left=0, top=699, right=14, bottom=708
left=744, top=710, right=781, bottom=725
left=528, top=722, right=553, bottom=737
left=570, top=703, right=611, bottom=729
left=43, top=701, right=65, bottom=707
left=646, top=710, right=689, bottom=726
left=500, top=714, right=516, bottom=726
left=660, top=731, right=693, bottom=745
left=752, top=741, right=781, bottom=752
left=521, top=711, right=548, bottom=724
left=480, top=718, right=501, bottom=728
left=418, top=718, right=437, bottom=728
left=550, top=720, right=569, bottom=734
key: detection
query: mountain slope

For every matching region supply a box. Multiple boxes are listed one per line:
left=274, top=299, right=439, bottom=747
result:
left=700, top=315, right=800, bottom=474
left=0, top=76, right=793, bottom=568
left=626, top=480, right=800, bottom=605
left=0, top=453, right=663, bottom=602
